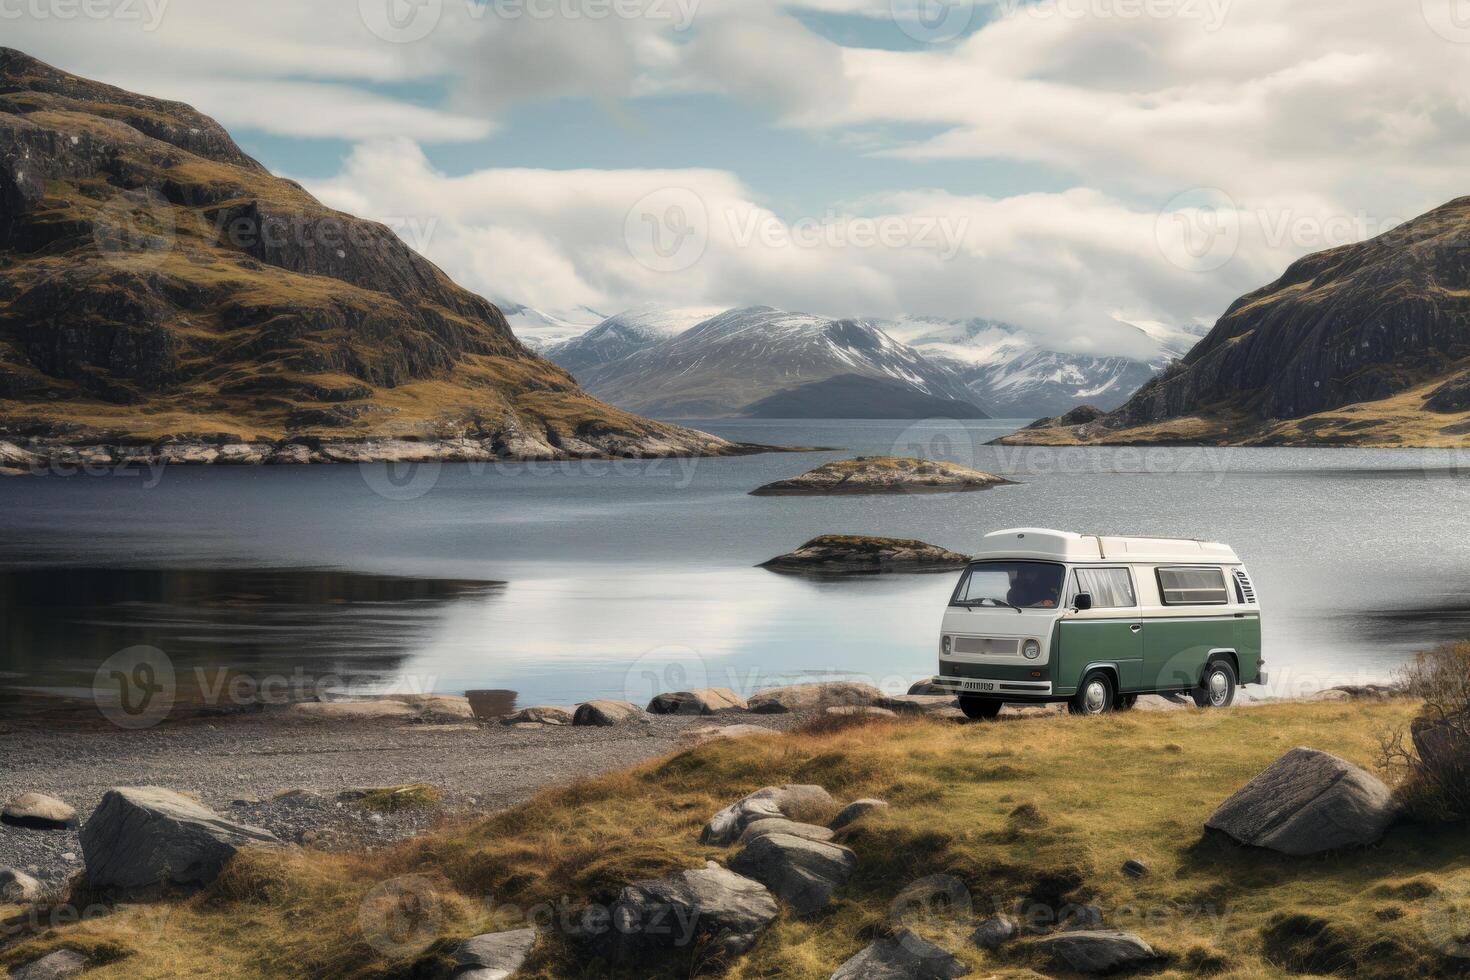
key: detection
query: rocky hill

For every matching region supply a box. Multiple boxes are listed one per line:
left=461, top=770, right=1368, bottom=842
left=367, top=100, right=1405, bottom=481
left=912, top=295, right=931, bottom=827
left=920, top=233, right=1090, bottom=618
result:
left=0, top=49, right=742, bottom=464
left=1003, top=197, right=1470, bottom=446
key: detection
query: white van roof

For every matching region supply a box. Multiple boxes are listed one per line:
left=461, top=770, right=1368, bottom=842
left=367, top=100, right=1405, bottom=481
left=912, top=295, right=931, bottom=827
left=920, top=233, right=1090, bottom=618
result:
left=976, top=528, right=1241, bottom=564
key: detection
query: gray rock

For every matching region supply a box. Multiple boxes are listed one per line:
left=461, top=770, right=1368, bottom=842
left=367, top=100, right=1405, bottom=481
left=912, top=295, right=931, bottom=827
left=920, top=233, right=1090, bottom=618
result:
left=878, top=695, right=961, bottom=715
left=572, top=700, right=647, bottom=726
left=1205, top=747, right=1398, bottom=855
left=728, top=832, right=856, bottom=917
left=0, top=867, right=43, bottom=903
left=907, top=680, right=947, bottom=695
left=646, top=687, right=749, bottom=715
left=702, top=784, right=835, bottom=845
left=830, top=798, right=889, bottom=830
left=1121, top=859, right=1149, bottom=879
left=737, top=818, right=835, bottom=845
left=748, top=682, right=886, bottom=714
left=80, top=786, right=281, bottom=895
left=452, top=928, right=536, bottom=979
left=583, top=861, right=777, bottom=961
left=2, top=793, right=77, bottom=830
left=1031, top=930, right=1156, bottom=973
left=7, top=950, right=88, bottom=980
left=831, top=929, right=969, bottom=979
left=501, top=706, right=573, bottom=726
left=970, top=915, right=1018, bottom=950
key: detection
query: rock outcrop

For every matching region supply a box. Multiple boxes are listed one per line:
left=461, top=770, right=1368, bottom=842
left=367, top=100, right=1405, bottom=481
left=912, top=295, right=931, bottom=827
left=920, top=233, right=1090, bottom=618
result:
left=1031, top=930, right=1157, bottom=973
left=501, top=705, right=574, bottom=726
left=736, top=818, right=835, bottom=845
left=702, top=785, right=836, bottom=845
left=748, top=682, right=886, bottom=714
left=79, top=786, right=281, bottom=895
left=1, top=792, right=77, bottom=830
left=572, top=700, right=648, bottom=726
left=751, top=457, right=1013, bottom=496
left=646, top=687, right=749, bottom=715
left=451, top=928, right=537, bottom=979
left=0, top=48, right=747, bottom=463
left=830, top=798, right=889, bottom=830
left=830, top=930, right=970, bottom=979
left=1205, top=747, right=1398, bottom=855
left=0, top=867, right=43, bottom=903
left=728, top=832, right=856, bottom=916
left=580, top=861, right=778, bottom=962
left=6, top=949, right=89, bottom=980
left=760, top=535, right=971, bottom=575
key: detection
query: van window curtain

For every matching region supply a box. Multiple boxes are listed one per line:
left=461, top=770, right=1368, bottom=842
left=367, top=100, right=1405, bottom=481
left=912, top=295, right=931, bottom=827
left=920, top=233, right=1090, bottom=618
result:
left=1074, top=568, right=1136, bottom=608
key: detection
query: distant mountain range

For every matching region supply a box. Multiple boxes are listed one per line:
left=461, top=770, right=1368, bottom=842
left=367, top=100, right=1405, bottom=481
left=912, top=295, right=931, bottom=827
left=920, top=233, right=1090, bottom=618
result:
left=509, top=304, right=1203, bottom=419
left=1003, top=196, right=1470, bottom=447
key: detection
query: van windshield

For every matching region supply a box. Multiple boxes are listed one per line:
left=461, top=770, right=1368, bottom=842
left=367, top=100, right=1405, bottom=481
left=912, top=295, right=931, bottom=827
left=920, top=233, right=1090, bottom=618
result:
left=951, top=561, right=1065, bottom=610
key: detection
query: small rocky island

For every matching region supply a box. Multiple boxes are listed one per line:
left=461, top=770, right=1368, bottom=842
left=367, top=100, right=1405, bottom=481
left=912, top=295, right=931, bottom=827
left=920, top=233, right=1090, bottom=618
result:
left=750, top=456, right=1014, bottom=496
left=761, top=534, right=971, bottom=575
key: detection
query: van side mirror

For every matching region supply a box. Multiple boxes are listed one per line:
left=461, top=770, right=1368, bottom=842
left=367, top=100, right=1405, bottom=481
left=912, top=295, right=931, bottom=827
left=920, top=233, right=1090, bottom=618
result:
left=1074, top=593, right=1093, bottom=611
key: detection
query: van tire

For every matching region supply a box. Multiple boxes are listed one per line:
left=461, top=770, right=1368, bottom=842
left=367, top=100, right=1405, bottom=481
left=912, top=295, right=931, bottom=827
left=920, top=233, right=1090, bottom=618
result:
left=1068, top=670, right=1114, bottom=716
left=959, top=696, right=1004, bottom=720
left=1192, top=659, right=1237, bottom=709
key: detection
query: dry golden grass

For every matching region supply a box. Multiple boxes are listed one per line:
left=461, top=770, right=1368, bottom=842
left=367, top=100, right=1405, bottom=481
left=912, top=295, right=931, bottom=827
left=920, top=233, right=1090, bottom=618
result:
left=3, top=701, right=1467, bottom=979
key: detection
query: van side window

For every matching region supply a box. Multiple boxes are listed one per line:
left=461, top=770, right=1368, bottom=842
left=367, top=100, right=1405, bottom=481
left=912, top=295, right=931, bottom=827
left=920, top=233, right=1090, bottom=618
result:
left=1073, top=568, right=1136, bottom=607
left=1157, top=566, right=1229, bottom=605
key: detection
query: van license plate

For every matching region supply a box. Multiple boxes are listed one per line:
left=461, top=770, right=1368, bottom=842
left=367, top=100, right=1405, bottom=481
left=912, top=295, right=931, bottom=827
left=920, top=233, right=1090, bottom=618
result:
left=963, top=681, right=996, bottom=692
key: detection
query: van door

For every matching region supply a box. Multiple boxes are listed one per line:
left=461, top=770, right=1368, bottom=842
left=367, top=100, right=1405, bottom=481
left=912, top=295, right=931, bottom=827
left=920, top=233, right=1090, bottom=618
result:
left=1058, top=567, right=1143, bottom=693
left=1144, top=565, right=1235, bottom=691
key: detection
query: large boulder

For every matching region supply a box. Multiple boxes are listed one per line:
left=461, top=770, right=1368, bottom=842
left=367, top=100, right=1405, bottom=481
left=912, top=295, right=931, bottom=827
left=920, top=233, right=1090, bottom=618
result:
left=646, top=687, right=749, bottom=715
left=582, top=861, right=777, bottom=961
left=702, top=784, right=835, bottom=845
left=1205, top=747, right=1398, bottom=855
left=748, top=682, right=886, bottom=714
left=7, top=950, right=88, bottom=980
left=737, top=818, right=835, bottom=845
left=80, top=786, right=281, bottom=895
left=0, top=867, right=43, bottom=903
left=728, top=832, right=856, bottom=917
left=831, top=929, right=969, bottom=979
left=501, top=705, right=574, bottom=726
left=1031, top=930, right=1156, bottom=973
left=452, top=928, right=536, bottom=979
left=1, top=793, right=77, bottom=830
left=572, top=700, right=648, bottom=726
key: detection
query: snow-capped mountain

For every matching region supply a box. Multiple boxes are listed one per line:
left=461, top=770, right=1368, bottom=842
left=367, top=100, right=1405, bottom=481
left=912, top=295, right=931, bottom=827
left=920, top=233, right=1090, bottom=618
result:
left=546, top=304, right=724, bottom=375
left=575, top=306, right=988, bottom=419
left=498, top=301, right=608, bottom=351
left=883, top=316, right=1206, bottom=418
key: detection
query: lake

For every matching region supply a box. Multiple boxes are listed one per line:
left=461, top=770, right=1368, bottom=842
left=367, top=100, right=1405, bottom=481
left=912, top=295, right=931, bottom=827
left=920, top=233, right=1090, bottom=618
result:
left=2, top=418, right=1468, bottom=719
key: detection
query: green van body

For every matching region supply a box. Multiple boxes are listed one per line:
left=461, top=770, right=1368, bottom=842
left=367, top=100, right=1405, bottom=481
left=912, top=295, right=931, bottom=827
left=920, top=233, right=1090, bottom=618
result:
left=931, top=530, right=1266, bottom=711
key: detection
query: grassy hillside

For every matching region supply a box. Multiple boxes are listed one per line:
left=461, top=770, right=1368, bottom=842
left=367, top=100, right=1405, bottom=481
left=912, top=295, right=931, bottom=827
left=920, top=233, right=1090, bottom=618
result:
left=4, top=700, right=1466, bottom=978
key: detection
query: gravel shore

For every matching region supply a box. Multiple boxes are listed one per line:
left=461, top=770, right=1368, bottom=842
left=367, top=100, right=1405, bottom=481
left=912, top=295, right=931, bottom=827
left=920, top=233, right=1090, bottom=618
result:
left=0, top=711, right=800, bottom=890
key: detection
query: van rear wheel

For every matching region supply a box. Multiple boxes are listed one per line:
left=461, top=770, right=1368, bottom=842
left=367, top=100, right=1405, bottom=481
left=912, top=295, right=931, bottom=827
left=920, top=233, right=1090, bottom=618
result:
left=1068, top=670, right=1115, bottom=716
left=959, top=696, right=1003, bottom=720
left=1192, top=660, right=1237, bottom=709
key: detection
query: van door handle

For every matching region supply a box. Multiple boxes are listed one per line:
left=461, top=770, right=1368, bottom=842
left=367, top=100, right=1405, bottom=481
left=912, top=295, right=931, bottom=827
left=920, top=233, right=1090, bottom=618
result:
left=1130, top=624, right=1142, bottom=633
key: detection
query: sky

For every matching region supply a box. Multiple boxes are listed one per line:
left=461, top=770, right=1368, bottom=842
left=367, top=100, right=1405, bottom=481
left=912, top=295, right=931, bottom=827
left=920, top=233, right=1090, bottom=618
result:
left=8, top=0, right=1470, bottom=356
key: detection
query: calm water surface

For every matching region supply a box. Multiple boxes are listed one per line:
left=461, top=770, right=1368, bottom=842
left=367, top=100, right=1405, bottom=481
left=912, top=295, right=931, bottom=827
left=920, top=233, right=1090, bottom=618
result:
left=2, top=418, right=1468, bottom=714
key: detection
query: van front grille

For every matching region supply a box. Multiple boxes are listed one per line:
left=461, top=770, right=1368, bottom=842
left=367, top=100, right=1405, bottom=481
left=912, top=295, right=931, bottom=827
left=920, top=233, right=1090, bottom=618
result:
left=952, top=636, right=1020, bottom=656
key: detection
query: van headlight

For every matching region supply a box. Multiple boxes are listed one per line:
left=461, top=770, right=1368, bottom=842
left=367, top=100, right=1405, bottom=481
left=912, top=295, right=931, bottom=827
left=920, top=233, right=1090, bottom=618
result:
left=1022, top=639, right=1041, bottom=660
left=941, top=635, right=952, bottom=655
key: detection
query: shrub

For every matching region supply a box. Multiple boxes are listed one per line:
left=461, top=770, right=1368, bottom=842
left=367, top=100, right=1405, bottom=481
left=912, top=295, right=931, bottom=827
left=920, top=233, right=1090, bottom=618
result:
left=1377, top=642, right=1470, bottom=823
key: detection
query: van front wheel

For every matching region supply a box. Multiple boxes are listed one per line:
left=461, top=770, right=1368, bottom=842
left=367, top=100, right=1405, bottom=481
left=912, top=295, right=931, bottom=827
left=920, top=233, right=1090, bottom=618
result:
left=1192, top=660, right=1237, bottom=709
left=959, top=696, right=1004, bottom=720
left=1068, top=671, right=1114, bottom=716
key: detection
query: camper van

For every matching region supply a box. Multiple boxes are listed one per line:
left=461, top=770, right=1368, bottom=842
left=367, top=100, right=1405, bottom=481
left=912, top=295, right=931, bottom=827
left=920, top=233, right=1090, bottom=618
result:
left=931, top=529, right=1265, bottom=719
